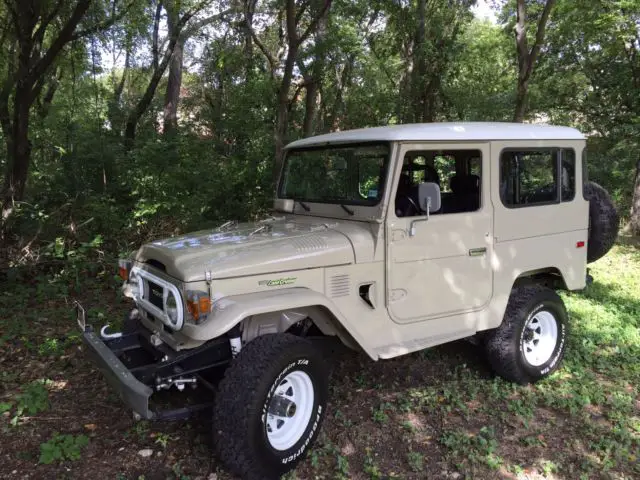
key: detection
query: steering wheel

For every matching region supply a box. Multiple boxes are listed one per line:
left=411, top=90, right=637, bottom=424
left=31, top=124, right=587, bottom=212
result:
left=398, top=194, right=422, bottom=217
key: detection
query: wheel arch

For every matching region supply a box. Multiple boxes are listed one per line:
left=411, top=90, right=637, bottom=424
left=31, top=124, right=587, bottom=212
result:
left=180, top=287, right=377, bottom=358
left=240, top=305, right=361, bottom=351
left=478, top=266, right=570, bottom=333
left=513, top=266, right=568, bottom=291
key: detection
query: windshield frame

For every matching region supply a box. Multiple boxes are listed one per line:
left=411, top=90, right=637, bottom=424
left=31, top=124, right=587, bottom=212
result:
left=277, top=141, right=391, bottom=207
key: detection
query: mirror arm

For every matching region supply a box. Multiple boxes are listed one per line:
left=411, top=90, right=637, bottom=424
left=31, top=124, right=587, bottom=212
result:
left=410, top=198, right=431, bottom=237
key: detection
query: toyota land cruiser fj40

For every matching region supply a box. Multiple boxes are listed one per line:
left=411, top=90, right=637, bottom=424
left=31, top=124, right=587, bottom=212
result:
left=76, top=122, right=618, bottom=479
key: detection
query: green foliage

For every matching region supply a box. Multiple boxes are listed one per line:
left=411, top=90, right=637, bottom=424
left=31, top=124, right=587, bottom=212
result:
left=10, top=380, right=50, bottom=425
left=363, top=447, right=382, bottom=478
left=445, top=18, right=516, bottom=121
left=0, top=0, right=637, bottom=252
left=406, top=450, right=424, bottom=472
left=441, top=426, right=503, bottom=470
left=39, top=433, right=89, bottom=464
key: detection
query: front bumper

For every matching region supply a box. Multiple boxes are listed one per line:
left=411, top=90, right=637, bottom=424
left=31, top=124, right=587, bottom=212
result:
left=76, top=303, right=232, bottom=421
left=81, top=327, right=155, bottom=419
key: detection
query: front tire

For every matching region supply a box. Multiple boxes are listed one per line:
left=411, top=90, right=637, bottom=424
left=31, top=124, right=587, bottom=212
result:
left=485, top=285, right=568, bottom=385
left=213, top=334, right=328, bottom=479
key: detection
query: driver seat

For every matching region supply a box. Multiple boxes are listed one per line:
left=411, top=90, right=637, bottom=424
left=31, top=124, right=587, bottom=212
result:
left=395, top=173, right=414, bottom=217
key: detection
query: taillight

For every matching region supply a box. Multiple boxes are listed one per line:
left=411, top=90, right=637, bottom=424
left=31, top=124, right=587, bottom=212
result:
left=118, top=259, right=132, bottom=280
left=186, top=291, right=212, bottom=324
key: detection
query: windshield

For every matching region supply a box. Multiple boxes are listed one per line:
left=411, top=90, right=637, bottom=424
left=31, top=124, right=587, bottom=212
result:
left=279, top=143, right=389, bottom=206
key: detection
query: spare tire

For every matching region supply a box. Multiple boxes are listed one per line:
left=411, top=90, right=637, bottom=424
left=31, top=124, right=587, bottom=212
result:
left=583, top=181, right=618, bottom=263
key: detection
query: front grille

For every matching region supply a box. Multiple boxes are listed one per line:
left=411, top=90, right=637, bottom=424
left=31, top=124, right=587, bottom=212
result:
left=147, top=281, right=164, bottom=310
left=130, top=266, right=184, bottom=330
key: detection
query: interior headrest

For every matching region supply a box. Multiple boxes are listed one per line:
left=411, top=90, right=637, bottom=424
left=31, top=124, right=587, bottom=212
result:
left=450, top=174, right=480, bottom=194
left=424, top=164, right=440, bottom=185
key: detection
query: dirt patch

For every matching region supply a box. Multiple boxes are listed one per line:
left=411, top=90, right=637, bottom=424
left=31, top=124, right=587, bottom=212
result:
left=1, top=275, right=639, bottom=479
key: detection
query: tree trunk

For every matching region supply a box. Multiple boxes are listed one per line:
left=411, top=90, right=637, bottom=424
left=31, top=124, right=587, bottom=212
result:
left=273, top=50, right=297, bottom=185
left=243, top=0, right=256, bottom=80
left=328, top=57, right=354, bottom=131
left=303, top=9, right=328, bottom=137
left=1, top=0, right=93, bottom=221
left=513, top=79, right=528, bottom=122
left=248, top=0, right=332, bottom=186
left=303, top=81, right=319, bottom=137
left=163, top=37, right=184, bottom=136
left=512, top=0, right=556, bottom=122
left=107, top=47, right=130, bottom=135
left=2, top=83, right=31, bottom=218
left=125, top=8, right=193, bottom=151
left=163, top=2, right=183, bottom=137
left=629, top=156, right=640, bottom=235
left=412, top=0, right=427, bottom=123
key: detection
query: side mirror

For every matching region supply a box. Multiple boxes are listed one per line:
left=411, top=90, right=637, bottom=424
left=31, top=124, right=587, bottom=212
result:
left=418, top=182, right=441, bottom=213
left=410, top=182, right=441, bottom=237
left=273, top=198, right=294, bottom=213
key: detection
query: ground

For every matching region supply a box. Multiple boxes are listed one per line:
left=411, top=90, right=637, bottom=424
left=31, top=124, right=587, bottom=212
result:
left=0, top=245, right=638, bottom=480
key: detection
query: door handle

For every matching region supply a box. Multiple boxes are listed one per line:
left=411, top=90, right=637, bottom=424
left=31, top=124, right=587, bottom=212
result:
left=469, top=247, right=487, bottom=256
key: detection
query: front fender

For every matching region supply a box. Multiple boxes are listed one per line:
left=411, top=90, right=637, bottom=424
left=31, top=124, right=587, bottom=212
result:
left=180, top=287, right=377, bottom=358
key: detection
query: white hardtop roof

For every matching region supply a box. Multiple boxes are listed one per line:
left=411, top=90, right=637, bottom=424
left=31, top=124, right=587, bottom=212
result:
left=285, top=122, right=585, bottom=150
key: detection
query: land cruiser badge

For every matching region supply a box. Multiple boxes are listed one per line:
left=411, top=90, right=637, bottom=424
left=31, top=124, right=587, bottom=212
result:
left=259, top=277, right=297, bottom=287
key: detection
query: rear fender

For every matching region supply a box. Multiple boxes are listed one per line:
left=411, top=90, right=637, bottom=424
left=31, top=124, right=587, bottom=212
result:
left=179, top=287, right=377, bottom=358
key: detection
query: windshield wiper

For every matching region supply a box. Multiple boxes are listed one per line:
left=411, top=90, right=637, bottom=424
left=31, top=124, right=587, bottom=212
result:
left=297, top=200, right=311, bottom=212
left=340, top=204, right=354, bottom=216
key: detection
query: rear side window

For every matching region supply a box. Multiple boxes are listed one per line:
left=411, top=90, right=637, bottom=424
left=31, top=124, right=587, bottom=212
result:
left=500, top=149, right=575, bottom=207
left=561, top=150, right=575, bottom=201
left=582, top=149, right=588, bottom=198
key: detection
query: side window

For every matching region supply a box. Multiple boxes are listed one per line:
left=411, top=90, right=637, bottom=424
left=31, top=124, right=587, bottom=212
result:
left=395, top=150, right=481, bottom=217
left=500, top=149, right=576, bottom=207
left=500, top=150, right=557, bottom=206
left=581, top=149, right=588, bottom=200
left=561, top=150, right=575, bottom=202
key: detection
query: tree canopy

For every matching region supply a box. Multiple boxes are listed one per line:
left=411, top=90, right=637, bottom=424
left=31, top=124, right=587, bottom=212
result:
left=0, top=0, right=638, bottom=258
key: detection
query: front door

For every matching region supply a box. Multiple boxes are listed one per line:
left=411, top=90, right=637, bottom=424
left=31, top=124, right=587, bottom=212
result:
left=386, top=143, right=493, bottom=324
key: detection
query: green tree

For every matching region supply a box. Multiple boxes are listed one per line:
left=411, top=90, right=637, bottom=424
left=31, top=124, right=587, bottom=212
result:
left=0, top=0, right=127, bottom=222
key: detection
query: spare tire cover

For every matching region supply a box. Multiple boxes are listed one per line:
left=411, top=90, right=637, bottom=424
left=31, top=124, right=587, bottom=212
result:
left=583, top=181, right=618, bottom=263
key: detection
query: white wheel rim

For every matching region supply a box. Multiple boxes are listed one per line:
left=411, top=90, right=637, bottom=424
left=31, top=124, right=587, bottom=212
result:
left=265, top=370, right=315, bottom=451
left=521, top=310, right=558, bottom=367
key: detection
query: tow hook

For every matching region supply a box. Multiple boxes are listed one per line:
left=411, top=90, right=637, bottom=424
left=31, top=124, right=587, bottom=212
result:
left=100, top=324, right=123, bottom=340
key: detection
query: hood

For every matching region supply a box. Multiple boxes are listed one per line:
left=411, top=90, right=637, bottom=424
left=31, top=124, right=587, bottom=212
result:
left=135, top=218, right=364, bottom=282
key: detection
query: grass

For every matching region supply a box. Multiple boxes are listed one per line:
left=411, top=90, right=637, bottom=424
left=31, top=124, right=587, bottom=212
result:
left=0, top=245, right=638, bottom=479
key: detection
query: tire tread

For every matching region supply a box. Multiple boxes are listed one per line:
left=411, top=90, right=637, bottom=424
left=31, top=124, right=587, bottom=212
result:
left=213, top=334, right=316, bottom=480
left=485, top=284, right=566, bottom=385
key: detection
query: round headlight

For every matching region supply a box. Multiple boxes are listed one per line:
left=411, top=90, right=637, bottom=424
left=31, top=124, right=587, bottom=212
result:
left=166, top=291, right=179, bottom=323
left=128, top=270, right=143, bottom=300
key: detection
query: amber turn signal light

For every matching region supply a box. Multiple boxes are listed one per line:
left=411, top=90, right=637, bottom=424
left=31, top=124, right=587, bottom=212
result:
left=118, top=259, right=132, bottom=281
left=186, top=293, right=211, bottom=323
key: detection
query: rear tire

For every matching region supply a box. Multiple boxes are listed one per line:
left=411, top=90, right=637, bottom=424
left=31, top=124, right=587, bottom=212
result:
left=485, top=285, right=568, bottom=385
left=213, top=334, right=328, bottom=479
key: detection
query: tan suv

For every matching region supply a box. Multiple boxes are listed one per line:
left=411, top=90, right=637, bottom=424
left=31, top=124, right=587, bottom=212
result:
left=77, top=122, right=618, bottom=479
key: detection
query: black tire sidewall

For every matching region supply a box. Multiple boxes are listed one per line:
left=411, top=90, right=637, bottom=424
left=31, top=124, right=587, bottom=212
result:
left=248, top=345, right=328, bottom=474
left=584, top=181, right=618, bottom=263
left=516, top=294, right=567, bottom=380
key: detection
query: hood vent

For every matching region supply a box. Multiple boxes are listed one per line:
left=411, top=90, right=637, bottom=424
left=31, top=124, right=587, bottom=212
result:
left=292, top=235, right=328, bottom=252
left=330, top=274, right=351, bottom=298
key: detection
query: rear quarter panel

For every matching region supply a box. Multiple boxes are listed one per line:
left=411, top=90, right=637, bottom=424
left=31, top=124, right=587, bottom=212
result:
left=480, top=139, right=589, bottom=331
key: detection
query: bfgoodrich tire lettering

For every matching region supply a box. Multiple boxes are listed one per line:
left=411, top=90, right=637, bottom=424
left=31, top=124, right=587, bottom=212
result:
left=213, top=334, right=328, bottom=479
left=485, top=285, right=568, bottom=385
